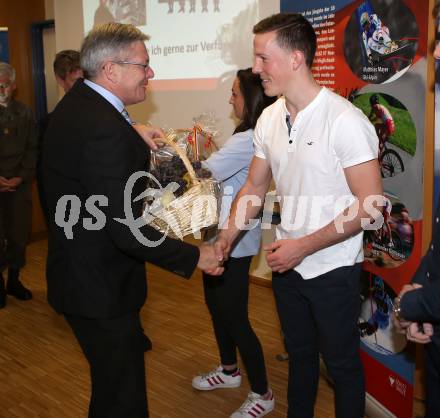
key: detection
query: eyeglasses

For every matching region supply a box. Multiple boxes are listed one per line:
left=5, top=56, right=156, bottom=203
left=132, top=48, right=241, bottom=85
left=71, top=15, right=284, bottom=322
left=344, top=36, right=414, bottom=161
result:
left=112, top=61, right=150, bottom=71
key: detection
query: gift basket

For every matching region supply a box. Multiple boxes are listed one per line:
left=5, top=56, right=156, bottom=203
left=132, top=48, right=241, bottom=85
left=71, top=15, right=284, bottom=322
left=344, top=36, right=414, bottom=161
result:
left=143, top=116, right=220, bottom=240
left=185, top=113, right=219, bottom=161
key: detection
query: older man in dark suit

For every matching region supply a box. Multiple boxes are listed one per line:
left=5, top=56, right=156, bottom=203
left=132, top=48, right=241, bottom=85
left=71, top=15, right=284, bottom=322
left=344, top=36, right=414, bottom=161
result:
left=42, top=22, right=222, bottom=418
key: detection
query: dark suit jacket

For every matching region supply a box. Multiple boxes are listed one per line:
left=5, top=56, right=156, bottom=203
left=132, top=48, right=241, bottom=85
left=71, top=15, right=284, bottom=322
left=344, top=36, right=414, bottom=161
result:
left=42, top=80, right=199, bottom=318
left=401, top=202, right=440, bottom=357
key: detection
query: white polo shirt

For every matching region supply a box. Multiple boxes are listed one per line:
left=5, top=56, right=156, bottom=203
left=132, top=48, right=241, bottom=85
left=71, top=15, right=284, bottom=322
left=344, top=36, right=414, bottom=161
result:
left=254, top=87, right=378, bottom=279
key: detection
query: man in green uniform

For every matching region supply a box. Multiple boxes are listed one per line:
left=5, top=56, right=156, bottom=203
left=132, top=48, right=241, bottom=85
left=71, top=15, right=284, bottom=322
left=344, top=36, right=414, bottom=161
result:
left=0, top=62, right=37, bottom=308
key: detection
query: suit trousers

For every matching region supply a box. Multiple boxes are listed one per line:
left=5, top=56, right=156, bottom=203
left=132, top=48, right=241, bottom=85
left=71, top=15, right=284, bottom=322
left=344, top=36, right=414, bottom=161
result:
left=424, top=336, right=440, bottom=418
left=272, top=263, right=364, bottom=418
left=65, top=311, right=148, bottom=418
left=0, top=182, right=32, bottom=271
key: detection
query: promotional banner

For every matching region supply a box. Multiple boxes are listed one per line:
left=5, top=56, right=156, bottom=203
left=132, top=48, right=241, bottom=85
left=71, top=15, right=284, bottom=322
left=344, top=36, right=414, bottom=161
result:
left=0, top=28, right=9, bottom=63
left=280, top=1, right=429, bottom=416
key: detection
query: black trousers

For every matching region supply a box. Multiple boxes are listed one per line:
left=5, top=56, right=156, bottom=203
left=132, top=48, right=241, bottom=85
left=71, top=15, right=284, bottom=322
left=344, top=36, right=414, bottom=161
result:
left=424, top=337, right=440, bottom=418
left=203, top=256, right=268, bottom=395
left=272, top=263, right=364, bottom=418
left=65, top=311, right=148, bottom=418
left=0, top=182, right=31, bottom=271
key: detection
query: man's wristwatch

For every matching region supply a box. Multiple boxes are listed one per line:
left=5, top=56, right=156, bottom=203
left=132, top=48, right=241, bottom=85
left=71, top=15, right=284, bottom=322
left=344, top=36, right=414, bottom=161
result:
left=393, top=297, right=402, bottom=320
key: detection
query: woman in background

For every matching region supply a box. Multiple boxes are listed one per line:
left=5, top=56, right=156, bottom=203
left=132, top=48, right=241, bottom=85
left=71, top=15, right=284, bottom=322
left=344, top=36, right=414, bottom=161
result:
left=192, top=68, right=276, bottom=418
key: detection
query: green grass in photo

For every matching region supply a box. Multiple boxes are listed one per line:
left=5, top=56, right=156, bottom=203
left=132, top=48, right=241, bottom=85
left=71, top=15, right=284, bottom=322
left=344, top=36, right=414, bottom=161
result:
left=353, top=93, right=416, bottom=156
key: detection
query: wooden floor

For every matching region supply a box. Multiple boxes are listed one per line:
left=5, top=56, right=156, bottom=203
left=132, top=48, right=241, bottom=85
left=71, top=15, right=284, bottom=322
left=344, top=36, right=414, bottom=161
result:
left=0, top=240, right=424, bottom=418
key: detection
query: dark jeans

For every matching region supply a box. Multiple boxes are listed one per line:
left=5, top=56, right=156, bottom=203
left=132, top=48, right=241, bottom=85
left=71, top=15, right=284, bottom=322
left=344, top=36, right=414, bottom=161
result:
left=203, top=256, right=268, bottom=395
left=65, top=312, right=148, bottom=418
left=272, top=263, right=364, bottom=418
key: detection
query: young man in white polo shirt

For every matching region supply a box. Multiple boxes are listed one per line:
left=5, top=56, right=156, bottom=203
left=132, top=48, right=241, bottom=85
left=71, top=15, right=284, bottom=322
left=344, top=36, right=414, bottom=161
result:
left=214, top=13, right=382, bottom=418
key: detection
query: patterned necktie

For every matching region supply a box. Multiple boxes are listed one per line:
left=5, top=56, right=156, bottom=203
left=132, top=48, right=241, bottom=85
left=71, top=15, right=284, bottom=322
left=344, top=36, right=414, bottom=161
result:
left=121, top=108, right=132, bottom=125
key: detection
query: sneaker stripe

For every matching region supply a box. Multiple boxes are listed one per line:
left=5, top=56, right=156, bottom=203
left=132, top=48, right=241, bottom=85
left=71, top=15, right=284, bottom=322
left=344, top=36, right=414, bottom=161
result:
left=253, top=403, right=265, bottom=412
left=217, top=375, right=224, bottom=384
left=248, top=412, right=257, bottom=418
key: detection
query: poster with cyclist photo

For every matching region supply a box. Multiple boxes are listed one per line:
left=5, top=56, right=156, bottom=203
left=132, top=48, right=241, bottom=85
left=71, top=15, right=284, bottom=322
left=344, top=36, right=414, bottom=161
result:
left=363, top=193, right=414, bottom=268
left=350, top=92, right=416, bottom=178
left=358, top=272, right=414, bottom=418
left=343, top=0, right=419, bottom=84
left=358, top=274, right=406, bottom=354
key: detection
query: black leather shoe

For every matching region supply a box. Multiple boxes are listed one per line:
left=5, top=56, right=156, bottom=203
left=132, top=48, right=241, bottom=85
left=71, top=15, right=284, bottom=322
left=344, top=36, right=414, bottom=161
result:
left=7, top=279, right=33, bottom=301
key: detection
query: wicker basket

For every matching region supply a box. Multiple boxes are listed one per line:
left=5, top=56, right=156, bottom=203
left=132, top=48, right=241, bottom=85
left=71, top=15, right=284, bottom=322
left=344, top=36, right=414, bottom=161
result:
left=143, top=135, right=220, bottom=240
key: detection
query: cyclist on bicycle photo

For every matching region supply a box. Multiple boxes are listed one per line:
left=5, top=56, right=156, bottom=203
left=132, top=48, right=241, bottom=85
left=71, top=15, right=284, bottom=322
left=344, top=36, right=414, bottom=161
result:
left=360, top=12, right=398, bottom=65
left=368, top=93, right=395, bottom=158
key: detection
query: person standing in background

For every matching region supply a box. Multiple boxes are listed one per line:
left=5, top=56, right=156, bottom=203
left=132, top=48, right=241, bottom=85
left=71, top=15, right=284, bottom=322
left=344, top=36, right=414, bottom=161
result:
left=53, top=50, right=84, bottom=93
left=0, top=62, right=37, bottom=309
left=192, top=68, right=276, bottom=418
left=37, top=50, right=84, bottom=221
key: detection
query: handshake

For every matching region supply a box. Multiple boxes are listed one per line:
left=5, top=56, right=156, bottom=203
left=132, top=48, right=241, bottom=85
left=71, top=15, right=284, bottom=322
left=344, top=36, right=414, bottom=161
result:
left=196, top=236, right=232, bottom=276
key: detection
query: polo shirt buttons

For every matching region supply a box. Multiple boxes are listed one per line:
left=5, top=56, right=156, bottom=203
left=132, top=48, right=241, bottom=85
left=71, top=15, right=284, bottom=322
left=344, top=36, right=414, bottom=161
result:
left=437, top=217, right=439, bottom=223
left=427, top=272, right=430, bottom=278
left=289, top=140, right=293, bottom=144
left=431, top=244, right=434, bottom=250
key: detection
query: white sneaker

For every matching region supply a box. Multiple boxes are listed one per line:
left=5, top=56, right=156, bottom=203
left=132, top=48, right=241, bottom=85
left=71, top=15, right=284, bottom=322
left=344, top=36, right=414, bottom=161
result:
left=230, top=391, right=275, bottom=418
left=192, top=366, right=242, bottom=391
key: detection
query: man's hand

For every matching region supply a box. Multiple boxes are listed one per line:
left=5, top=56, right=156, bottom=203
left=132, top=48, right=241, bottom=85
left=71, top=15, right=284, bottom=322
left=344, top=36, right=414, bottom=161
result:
left=265, top=238, right=309, bottom=273
left=133, top=124, right=166, bottom=151
left=399, top=283, right=422, bottom=298
left=213, top=235, right=231, bottom=264
left=406, top=322, right=433, bottom=344
left=393, top=283, right=433, bottom=343
left=5, top=176, right=22, bottom=189
left=198, top=243, right=224, bottom=276
left=0, top=176, right=11, bottom=192
left=393, top=283, right=423, bottom=332
left=0, top=176, right=21, bottom=192
left=393, top=311, right=411, bottom=334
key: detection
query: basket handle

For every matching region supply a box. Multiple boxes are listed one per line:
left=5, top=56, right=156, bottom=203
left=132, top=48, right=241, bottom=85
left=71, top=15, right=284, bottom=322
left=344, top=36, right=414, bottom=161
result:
left=161, top=133, right=200, bottom=186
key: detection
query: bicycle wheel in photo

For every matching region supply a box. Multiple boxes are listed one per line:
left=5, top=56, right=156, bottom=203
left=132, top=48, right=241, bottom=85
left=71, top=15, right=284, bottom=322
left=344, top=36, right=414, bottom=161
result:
left=381, top=149, right=404, bottom=178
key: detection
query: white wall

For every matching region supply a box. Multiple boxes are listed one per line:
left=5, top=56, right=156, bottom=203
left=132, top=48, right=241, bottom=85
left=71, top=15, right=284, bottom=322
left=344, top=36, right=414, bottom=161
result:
left=45, top=0, right=54, bottom=19
left=43, top=27, right=58, bottom=112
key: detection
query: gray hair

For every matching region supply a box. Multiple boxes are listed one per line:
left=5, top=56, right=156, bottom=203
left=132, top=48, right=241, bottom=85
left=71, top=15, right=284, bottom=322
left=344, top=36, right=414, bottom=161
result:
left=0, top=62, right=16, bottom=82
left=80, top=23, right=149, bottom=79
